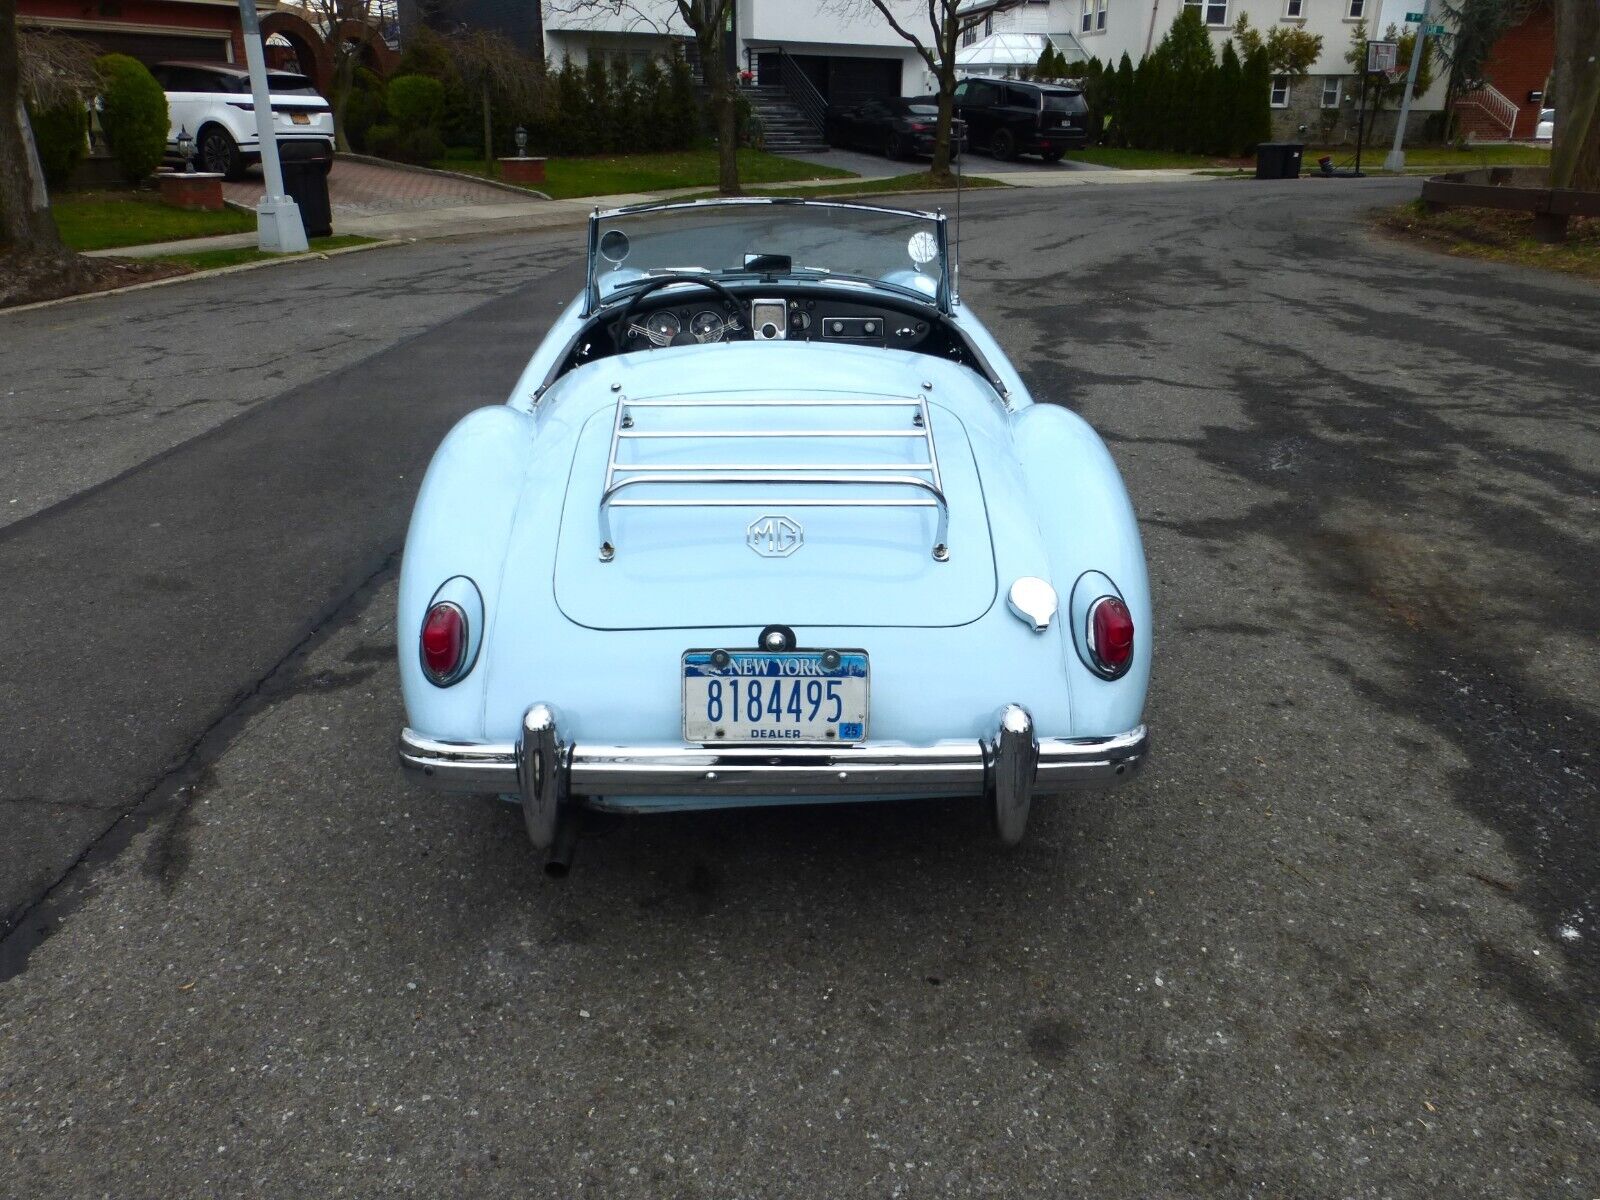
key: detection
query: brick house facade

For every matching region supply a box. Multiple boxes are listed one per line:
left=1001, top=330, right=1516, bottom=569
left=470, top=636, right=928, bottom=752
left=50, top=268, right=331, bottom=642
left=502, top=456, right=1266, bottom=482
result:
left=1476, top=1, right=1554, bottom=140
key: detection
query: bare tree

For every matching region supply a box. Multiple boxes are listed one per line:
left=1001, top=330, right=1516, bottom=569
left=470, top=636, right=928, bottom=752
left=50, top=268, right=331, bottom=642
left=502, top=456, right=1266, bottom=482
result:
left=449, top=30, right=543, bottom=164
left=0, top=6, right=88, bottom=301
left=546, top=0, right=742, bottom=194
left=1550, top=0, right=1599, bottom=190
left=833, top=0, right=998, bottom=182
left=285, top=0, right=397, bottom=150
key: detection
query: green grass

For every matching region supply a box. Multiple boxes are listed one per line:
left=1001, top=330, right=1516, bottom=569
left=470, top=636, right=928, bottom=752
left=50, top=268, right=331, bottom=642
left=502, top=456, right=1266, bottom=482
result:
left=1063, top=147, right=1230, bottom=169
left=150, top=235, right=377, bottom=271
left=436, top=148, right=856, bottom=199
left=1314, top=144, right=1551, bottom=169
left=53, top=191, right=256, bottom=251
left=674, top=172, right=1010, bottom=202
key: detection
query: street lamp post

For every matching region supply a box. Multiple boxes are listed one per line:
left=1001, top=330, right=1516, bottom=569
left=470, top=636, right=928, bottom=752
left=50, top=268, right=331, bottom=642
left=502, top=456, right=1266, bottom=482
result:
left=1384, top=1, right=1432, bottom=174
left=237, top=0, right=308, bottom=252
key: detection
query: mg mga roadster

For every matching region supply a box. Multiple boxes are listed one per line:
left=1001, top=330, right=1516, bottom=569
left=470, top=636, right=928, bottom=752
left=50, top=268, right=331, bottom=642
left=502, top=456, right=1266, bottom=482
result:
left=397, top=198, right=1150, bottom=866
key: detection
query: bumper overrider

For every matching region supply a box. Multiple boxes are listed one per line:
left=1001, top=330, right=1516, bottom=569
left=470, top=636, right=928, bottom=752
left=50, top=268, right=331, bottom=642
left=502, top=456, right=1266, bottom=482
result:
left=399, top=703, right=1148, bottom=833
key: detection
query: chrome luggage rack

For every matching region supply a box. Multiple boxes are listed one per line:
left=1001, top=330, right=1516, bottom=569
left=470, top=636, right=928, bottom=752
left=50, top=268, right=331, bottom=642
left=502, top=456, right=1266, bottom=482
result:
left=598, top=393, right=950, bottom=562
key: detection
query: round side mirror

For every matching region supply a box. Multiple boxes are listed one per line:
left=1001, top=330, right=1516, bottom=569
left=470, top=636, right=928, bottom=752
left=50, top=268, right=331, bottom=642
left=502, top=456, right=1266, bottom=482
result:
left=907, top=230, right=938, bottom=270
left=599, top=229, right=630, bottom=265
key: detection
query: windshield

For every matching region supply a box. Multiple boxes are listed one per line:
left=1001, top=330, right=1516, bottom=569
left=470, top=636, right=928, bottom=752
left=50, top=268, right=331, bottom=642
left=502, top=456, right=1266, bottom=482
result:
left=587, top=199, right=950, bottom=313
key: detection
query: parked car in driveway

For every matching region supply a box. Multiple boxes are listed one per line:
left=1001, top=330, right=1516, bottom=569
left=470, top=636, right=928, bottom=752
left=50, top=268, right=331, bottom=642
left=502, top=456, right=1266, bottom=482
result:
left=397, top=197, right=1152, bottom=868
left=151, top=61, right=334, bottom=180
left=826, top=96, right=967, bottom=161
left=1535, top=108, right=1555, bottom=141
left=953, top=77, right=1089, bottom=162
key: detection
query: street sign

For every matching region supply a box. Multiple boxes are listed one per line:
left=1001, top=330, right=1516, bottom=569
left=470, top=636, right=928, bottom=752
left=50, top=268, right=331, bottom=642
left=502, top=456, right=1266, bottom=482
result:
left=1426, top=23, right=1446, bottom=35
left=1366, top=41, right=1399, bottom=73
left=1403, top=11, right=1424, bottom=21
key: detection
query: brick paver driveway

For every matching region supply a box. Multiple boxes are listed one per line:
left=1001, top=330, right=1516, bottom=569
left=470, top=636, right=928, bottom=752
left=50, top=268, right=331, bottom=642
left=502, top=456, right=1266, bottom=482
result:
left=222, top=157, right=525, bottom=216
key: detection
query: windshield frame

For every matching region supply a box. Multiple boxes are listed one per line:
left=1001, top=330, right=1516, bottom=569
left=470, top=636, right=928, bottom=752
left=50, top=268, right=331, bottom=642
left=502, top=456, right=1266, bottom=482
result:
left=584, top=197, right=951, bottom=317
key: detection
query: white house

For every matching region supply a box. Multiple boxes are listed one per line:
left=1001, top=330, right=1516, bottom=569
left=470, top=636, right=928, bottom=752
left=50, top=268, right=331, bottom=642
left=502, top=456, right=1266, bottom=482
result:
left=537, top=0, right=1444, bottom=142
left=958, top=0, right=1447, bottom=140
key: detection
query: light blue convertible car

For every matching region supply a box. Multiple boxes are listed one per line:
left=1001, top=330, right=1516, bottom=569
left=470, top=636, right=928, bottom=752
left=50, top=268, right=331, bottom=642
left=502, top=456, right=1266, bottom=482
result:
left=398, top=198, right=1149, bottom=868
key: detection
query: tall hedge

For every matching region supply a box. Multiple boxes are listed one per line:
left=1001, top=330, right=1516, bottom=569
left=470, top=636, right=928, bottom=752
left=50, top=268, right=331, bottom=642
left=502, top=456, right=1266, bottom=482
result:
left=95, top=54, right=168, bottom=182
left=27, top=101, right=90, bottom=187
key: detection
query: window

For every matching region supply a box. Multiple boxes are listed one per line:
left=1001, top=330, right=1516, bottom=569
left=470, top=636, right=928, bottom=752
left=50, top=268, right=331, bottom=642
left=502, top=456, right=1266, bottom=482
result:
left=1321, top=77, right=1341, bottom=107
left=963, top=24, right=978, bottom=46
left=1346, top=0, right=1364, bottom=16
left=1097, top=0, right=1108, bottom=31
left=1284, top=0, right=1303, bottom=16
left=1270, top=75, right=1290, bottom=107
left=1185, top=0, right=1230, bottom=27
left=1081, top=0, right=1093, bottom=33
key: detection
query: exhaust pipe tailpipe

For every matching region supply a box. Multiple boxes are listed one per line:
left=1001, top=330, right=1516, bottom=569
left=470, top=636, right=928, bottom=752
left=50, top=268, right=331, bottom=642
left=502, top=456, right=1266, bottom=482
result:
left=544, top=813, right=578, bottom=879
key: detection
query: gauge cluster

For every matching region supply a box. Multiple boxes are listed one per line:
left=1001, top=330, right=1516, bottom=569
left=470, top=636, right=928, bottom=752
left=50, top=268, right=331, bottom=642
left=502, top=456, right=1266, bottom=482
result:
left=617, top=295, right=934, bottom=353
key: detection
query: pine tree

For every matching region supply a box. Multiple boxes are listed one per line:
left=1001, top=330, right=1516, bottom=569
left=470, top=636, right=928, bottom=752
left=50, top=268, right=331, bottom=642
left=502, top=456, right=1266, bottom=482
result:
left=1114, top=53, right=1135, bottom=147
left=665, top=49, right=700, bottom=150
left=1217, top=40, right=1244, bottom=156
left=636, top=57, right=667, bottom=152
left=1241, top=46, right=1273, bottom=153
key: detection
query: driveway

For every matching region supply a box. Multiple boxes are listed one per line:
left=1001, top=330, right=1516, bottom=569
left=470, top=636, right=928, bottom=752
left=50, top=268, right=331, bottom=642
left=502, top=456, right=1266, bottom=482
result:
left=222, top=156, right=527, bottom=217
left=1, top=179, right=1596, bottom=1197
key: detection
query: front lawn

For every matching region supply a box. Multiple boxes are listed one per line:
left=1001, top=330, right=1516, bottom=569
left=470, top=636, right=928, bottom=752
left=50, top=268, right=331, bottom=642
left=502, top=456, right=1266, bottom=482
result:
left=436, top=148, right=855, bottom=199
left=1318, top=144, right=1552, bottom=169
left=1376, top=200, right=1598, bottom=282
left=1064, top=148, right=1235, bottom=169
left=52, top=191, right=255, bottom=251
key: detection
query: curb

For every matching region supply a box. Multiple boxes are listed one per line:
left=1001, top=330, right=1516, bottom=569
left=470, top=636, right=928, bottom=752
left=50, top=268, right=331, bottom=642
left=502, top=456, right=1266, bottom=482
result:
left=335, top=152, right=553, bottom=201
left=1, top=238, right=406, bottom=318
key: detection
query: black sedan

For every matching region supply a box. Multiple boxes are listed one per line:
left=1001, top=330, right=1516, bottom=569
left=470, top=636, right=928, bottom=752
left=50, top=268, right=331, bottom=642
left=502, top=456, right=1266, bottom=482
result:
left=825, top=96, right=966, bottom=161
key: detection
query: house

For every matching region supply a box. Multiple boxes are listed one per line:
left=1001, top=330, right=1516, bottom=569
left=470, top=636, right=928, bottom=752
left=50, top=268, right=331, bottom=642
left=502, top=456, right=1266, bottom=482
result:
left=1453, top=1, right=1553, bottom=140
left=959, top=0, right=1449, bottom=142
left=17, top=0, right=268, bottom=65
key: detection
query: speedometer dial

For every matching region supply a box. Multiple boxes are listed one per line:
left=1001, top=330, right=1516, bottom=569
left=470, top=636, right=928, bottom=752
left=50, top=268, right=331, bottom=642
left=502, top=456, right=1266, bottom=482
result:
left=690, top=310, right=726, bottom=343
left=646, top=311, right=681, bottom=342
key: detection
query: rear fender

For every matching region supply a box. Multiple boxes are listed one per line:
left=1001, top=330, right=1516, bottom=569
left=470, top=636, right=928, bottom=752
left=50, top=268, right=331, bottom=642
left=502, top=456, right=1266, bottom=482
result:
left=1011, top=404, right=1150, bottom=735
left=399, top=405, right=534, bottom=738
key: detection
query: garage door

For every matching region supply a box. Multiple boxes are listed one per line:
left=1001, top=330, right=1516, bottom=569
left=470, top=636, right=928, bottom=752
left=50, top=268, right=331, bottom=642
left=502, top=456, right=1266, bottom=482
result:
left=827, top=57, right=901, bottom=106
left=50, top=29, right=230, bottom=64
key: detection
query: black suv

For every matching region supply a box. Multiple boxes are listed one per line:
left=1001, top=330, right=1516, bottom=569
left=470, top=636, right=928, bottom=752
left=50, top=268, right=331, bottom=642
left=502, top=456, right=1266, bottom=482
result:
left=952, top=78, right=1088, bottom=162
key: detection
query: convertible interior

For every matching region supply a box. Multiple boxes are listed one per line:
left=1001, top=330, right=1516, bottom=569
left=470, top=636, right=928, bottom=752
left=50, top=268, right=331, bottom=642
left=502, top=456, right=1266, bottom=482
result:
left=557, top=272, right=988, bottom=379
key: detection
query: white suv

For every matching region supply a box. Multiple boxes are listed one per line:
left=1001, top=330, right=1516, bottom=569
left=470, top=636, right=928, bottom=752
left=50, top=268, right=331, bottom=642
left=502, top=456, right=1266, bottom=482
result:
left=151, top=61, right=334, bottom=180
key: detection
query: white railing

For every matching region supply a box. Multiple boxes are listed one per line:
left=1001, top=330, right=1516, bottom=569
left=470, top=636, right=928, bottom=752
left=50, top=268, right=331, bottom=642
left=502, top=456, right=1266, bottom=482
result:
left=1453, top=81, right=1520, bottom=140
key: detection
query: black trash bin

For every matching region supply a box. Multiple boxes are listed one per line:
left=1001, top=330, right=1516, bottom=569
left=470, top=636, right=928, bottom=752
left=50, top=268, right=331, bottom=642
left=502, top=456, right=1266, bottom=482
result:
left=1255, top=142, right=1304, bottom=180
left=280, top=159, right=332, bottom=238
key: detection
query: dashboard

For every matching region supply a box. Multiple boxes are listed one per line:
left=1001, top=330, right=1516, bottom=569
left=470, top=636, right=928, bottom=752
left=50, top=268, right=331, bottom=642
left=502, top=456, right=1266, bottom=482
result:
left=611, top=295, right=938, bottom=354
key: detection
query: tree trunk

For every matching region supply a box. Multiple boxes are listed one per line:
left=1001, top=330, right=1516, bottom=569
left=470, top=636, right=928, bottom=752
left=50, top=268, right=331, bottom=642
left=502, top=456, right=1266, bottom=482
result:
left=929, top=61, right=956, bottom=182
left=1551, top=0, right=1600, bottom=190
left=713, top=81, right=740, bottom=195
left=0, top=0, right=68, bottom=256
left=331, top=52, right=357, bottom=153
left=693, top=11, right=740, bottom=197
left=482, top=82, right=493, bottom=165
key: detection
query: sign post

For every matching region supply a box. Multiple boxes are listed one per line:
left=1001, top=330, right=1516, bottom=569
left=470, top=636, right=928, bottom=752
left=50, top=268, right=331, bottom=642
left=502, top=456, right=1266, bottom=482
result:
left=237, top=0, right=307, bottom=252
left=1384, top=4, right=1432, bottom=174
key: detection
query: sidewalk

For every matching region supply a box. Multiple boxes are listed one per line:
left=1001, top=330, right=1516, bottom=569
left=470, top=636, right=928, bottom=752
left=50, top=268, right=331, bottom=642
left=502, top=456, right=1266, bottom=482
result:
left=88, top=165, right=1219, bottom=260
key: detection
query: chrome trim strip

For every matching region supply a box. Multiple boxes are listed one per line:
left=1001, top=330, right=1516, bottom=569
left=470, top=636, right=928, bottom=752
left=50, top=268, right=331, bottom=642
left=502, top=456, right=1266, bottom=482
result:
left=399, top=719, right=1148, bottom=799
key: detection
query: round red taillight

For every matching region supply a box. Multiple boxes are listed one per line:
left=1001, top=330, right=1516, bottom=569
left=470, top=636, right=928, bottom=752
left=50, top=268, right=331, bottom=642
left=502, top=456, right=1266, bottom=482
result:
left=1088, top=596, right=1134, bottom=677
left=421, top=602, right=467, bottom=685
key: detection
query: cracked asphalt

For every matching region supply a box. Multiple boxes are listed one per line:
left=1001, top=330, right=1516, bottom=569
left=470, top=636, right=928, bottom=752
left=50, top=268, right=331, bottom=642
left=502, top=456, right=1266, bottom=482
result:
left=1, top=179, right=1597, bottom=1197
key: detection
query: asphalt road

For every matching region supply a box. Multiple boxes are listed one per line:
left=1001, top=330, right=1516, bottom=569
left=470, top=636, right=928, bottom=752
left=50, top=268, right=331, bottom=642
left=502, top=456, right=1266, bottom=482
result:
left=2, top=179, right=1597, bottom=1197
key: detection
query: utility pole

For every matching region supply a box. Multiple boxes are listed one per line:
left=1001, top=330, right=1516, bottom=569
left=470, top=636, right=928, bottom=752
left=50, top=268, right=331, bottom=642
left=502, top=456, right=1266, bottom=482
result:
left=238, top=0, right=307, bottom=252
left=1384, top=1, right=1431, bottom=173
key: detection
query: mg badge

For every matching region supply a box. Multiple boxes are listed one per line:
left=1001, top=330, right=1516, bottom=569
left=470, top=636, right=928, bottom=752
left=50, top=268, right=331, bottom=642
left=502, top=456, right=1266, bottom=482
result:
left=747, top=515, right=803, bottom=558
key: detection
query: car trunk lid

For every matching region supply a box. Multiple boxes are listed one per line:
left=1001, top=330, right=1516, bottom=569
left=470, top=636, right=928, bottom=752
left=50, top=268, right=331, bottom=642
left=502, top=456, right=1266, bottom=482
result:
left=548, top=388, right=997, bottom=631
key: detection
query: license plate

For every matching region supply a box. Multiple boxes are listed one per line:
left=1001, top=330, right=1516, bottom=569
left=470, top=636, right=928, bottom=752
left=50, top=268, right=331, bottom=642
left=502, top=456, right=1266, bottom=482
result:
left=683, top=649, right=868, bottom=745
left=290, top=112, right=310, bottom=125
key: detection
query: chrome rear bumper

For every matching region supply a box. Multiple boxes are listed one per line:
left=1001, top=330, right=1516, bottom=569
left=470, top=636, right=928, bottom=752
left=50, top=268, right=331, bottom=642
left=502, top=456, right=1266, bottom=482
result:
left=398, top=706, right=1147, bottom=806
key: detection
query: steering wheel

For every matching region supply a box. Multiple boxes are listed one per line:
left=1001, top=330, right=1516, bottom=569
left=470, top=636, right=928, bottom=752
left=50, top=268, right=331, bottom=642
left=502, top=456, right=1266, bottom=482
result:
left=613, top=275, right=750, bottom=350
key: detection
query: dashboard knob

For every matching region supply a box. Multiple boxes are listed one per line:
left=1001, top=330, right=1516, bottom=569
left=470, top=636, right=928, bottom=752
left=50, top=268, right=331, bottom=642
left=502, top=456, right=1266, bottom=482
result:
left=864, top=321, right=877, bottom=334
